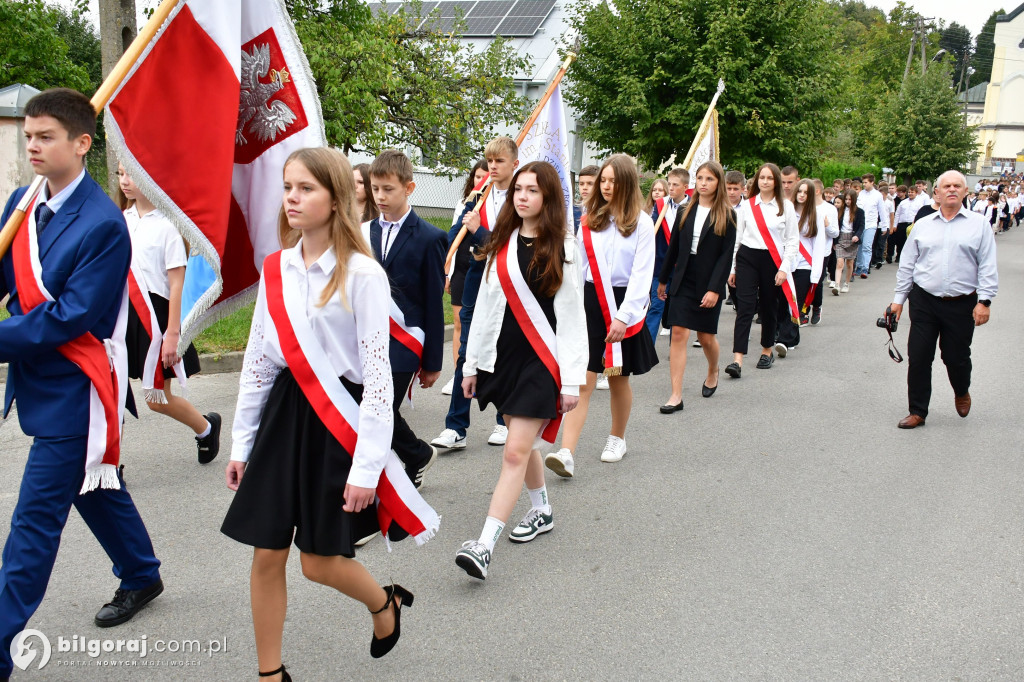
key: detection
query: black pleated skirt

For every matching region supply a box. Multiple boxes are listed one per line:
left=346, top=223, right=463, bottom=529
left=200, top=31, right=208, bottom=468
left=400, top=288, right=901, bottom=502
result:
left=126, top=293, right=201, bottom=380
left=584, top=282, right=659, bottom=376
left=220, top=369, right=385, bottom=557
left=664, top=267, right=724, bottom=334
left=476, top=308, right=560, bottom=420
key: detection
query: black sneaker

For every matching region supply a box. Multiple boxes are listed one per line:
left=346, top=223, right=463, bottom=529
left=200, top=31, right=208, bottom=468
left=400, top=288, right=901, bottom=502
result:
left=405, top=446, right=437, bottom=490
left=196, top=413, right=221, bottom=464
left=811, top=307, right=821, bottom=325
left=94, top=579, right=164, bottom=627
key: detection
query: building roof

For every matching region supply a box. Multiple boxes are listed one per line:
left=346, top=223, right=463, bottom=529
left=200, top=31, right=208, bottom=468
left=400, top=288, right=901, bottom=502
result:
left=958, top=81, right=988, bottom=104
left=997, top=2, right=1024, bottom=22
left=0, top=84, right=40, bottom=118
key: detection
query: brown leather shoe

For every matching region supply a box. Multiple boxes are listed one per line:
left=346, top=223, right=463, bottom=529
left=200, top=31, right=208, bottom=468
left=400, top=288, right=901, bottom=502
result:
left=898, top=414, right=926, bottom=429
left=955, top=393, right=971, bottom=417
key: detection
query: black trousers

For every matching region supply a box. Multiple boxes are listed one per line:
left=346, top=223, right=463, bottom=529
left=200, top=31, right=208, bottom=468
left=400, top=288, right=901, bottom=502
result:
left=392, top=372, right=433, bottom=467
left=907, top=285, right=976, bottom=418
left=733, top=246, right=780, bottom=354
left=891, top=223, right=910, bottom=262
left=812, top=267, right=826, bottom=307
left=873, top=228, right=889, bottom=264
left=826, top=248, right=837, bottom=282
left=775, top=270, right=806, bottom=348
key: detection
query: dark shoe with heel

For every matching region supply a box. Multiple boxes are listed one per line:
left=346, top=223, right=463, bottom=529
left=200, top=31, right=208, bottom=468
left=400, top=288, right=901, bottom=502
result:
left=259, top=664, right=291, bottom=681
left=370, top=584, right=414, bottom=658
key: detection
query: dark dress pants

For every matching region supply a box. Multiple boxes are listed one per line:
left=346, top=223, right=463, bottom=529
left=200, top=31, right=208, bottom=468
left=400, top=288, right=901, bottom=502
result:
left=393, top=372, right=434, bottom=467
left=444, top=303, right=504, bottom=438
left=907, top=285, right=976, bottom=418
left=733, top=246, right=779, bottom=355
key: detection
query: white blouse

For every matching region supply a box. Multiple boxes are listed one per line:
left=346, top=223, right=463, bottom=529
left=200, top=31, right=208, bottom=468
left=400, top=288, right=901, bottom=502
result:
left=578, top=212, right=655, bottom=327
left=691, top=204, right=710, bottom=254
left=124, top=205, right=188, bottom=299
left=731, top=195, right=800, bottom=274
left=230, top=244, right=394, bottom=489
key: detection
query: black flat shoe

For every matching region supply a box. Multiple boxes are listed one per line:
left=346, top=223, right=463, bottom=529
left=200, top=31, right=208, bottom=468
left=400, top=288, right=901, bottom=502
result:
left=370, top=584, right=414, bottom=658
left=702, top=382, right=717, bottom=398
left=259, top=664, right=292, bottom=681
left=94, top=579, right=164, bottom=627
left=659, top=401, right=684, bottom=414
left=755, top=353, right=774, bottom=369
left=725, top=362, right=741, bottom=379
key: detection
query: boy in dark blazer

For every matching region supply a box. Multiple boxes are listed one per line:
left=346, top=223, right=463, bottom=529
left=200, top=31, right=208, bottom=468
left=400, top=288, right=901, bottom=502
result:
left=0, top=89, right=163, bottom=679
left=368, top=150, right=447, bottom=489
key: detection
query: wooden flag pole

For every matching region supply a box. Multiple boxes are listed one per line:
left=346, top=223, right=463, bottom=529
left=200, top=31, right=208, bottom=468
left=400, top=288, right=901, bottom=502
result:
left=0, top=0, right=181, bottom=261
left=444, top=49, right=579, bottom=273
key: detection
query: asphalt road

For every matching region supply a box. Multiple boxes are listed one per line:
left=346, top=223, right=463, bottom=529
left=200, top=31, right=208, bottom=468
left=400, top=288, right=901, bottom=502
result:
left=2, top=230, right=1022, bottom=681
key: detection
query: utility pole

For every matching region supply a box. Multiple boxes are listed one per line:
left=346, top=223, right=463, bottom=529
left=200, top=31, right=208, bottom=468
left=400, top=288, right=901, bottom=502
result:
left=920, top=16, right=927, bottom=75
left=903, top=18, right=917, bottom=83
left=98, top=0, right=138, bottom=195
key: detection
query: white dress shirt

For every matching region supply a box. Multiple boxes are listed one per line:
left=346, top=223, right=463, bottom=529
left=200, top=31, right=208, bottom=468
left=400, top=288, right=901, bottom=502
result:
left=37, top=168, right=86, bottom=216
left=379, top=207, right=412, bottom=260
left=731, top=195, right=800, bottom=273
left=893, top=208, right=998, bottom=304
left=691, top=204, right=710, bottom=254
left=895, top=198, right=918, bottom=224
left=578, top=212, right=656, bottom=327
left=796, top=203, right=840, bottom=270
left=857, top=187, right=888, bottom=230
left=124, top=205, right=188, bottom=299
left=231, top=244, right=394, bottom=489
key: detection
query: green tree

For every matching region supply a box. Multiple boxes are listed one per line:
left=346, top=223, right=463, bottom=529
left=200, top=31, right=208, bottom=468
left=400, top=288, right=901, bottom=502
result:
left=289, top=0, right=529, bottom=170
left=970, top=9, right=1005, bottom=88
left=874, top=64, right=976, bottom=182
left=0, top=0, right=93, bottom=92
left=939, top=22, right=972, bottom=90
left=564, top=0, right=843, bottom=173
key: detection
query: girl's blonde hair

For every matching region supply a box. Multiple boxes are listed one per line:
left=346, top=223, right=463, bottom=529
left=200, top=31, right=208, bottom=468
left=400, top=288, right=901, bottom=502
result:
left=585, top=154, right=644, bottom=237
left=278, top=148, right=374, bottom=308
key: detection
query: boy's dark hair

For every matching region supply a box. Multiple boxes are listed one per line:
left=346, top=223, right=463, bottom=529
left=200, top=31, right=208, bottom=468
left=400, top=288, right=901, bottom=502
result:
left=369, top=149, right=414, bottom=185
left=725, top=170, right=745, bottom=186
left=578, top=165, right=599, bottom=178
left=897, top=184, right=908, bottom=193
left=781, top=165, right=799, bottom=177
left=862, top=173, right=876, bottom=183
left=24, top=88, right=96, bottom=139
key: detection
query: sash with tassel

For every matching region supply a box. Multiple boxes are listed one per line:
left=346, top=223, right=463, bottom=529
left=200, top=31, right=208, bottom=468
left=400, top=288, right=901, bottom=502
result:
left=262, top=251, right=439, bottom=545
left=12, top=199, right=129, bottom=493
left=797, top=227, right=829, bottom=314
left=126, top=265, right=187, bottom=403
left=653, top=197, right=673, bottom=245
left=749, top=198, right=799, bottom=323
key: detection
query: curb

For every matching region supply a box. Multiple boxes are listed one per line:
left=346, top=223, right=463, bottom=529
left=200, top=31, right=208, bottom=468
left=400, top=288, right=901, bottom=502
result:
left=0, top=324, right=456, bottom=380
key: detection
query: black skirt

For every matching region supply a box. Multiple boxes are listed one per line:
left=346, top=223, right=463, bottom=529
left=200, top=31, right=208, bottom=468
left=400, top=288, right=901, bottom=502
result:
left=126, top=293, right=201, bottom=380
left=584, top=282, right=659, bottom=376
left=220, top=369, right=385, bottom=557
left=664, top=266, right=724, bottom=334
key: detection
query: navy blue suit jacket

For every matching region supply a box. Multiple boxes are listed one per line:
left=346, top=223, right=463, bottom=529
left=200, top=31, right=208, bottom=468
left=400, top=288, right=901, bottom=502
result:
left=370, top=209, right=447, bottom=374
left=0, top=174, right=133, bottom=437
left=448, top=198, right=492, bottom=308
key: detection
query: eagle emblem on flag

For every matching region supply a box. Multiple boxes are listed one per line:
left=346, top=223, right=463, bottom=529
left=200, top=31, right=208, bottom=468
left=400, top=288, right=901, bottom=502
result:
left=237, top=42, right=296, bottom=146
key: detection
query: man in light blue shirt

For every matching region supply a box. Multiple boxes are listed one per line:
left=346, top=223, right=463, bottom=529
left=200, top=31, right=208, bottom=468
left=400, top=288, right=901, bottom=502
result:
left=888, top=170, right=998, bottom=429
left=854, top=173, right=888, bottom=278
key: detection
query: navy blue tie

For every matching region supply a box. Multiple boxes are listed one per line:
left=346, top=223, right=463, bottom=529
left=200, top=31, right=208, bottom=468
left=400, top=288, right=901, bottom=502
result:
left=35, top=203, right=54, bottom=233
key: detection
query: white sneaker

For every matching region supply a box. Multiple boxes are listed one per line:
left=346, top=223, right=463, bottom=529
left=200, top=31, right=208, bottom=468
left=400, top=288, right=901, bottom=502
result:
left=430, top=428, right=466, bottom=450
left=840, top=284, right=849, bottom=293
left=488, top=424, right=508, bottom=446
left=659, top=327, right=670, bottom=336
left=441, top=377, right=454, bottom=395
left=600, top=435, right=627, bottom=463
left=595, top=375, right=610, bottom=390
left=692, top=339, right=701, bottom=347
left=545, top=448, right=575, bottom=478
left=774, top=342, right=788, bottom=358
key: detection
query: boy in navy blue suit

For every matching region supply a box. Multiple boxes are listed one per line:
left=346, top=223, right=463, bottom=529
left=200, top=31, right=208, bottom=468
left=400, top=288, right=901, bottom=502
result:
left=0, top=89, right=162, bottom=680
left=368, top=151, right=447, bottom=490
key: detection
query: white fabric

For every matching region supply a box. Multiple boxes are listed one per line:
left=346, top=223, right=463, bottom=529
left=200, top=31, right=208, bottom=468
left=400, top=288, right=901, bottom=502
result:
left=857, top=187, right=888, bottom=230
left=124, top=206, right=188, bottom=299
left=731, top=195, right=800, bottom=274
left=691, top=204, right=710, bottom=254
left=884, top=197, right=896, bottom=229
left=516, top=83, right=575, bottom=234
left=577, top=212, right=656, bottom=326
left=464, top=234, right=588, bottom=396
left=895, top=198, right=918, bottom=223
left=231, top=242, right=393, bottom=473
left=796, top=204, right=839, bottom=271
left=379, top=207, right=412, bottom=259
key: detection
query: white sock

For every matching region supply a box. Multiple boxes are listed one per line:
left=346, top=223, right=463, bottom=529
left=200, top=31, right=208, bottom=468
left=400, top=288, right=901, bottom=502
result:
left=478, top=516, right=504, bottom=552
left=197, top=420, right=212, bottom=439
left=528, top=485, right=551, bottom=513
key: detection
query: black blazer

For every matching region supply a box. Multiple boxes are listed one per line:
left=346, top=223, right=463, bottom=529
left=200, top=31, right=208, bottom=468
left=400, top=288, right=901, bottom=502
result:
left=839, top=207, right=865, bottom=240
left=369, top=209, right=447, bottom=374
left=659, top=203, right=737, bottom=297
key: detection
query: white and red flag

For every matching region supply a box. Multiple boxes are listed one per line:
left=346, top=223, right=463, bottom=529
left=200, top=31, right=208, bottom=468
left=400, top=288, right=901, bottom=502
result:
left=105, top=0, right=325, bottom=347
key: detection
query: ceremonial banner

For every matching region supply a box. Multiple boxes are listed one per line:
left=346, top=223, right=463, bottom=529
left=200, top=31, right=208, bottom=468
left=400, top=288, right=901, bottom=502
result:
left=517, top=83, right=573, bottom=233
left=686, top=108, right=720, bottom=189
left=105, top=0, right=325, bottom=348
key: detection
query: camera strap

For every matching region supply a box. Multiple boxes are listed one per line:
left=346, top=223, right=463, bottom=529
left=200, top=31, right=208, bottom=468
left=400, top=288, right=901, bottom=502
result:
left=886, top=327, right=903, bottom=363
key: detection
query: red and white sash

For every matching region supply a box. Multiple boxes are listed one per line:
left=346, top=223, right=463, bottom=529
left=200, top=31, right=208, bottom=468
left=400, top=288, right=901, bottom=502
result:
left=389, top=301, right=425, bottom=404
left=13, top=198, right=129, bottom=493
left=126, top=265, right=186, bottom=403
left=580, top=220, right=647, bottom=374
left=653, top=197, right=672, bottom=245
left=797, top=228, right=829, bottom=313
left=495, top=229, right=562, bottom=444
left=262, top=251, right=439, bottom=545
left=749, top=198, right=799, bottom=323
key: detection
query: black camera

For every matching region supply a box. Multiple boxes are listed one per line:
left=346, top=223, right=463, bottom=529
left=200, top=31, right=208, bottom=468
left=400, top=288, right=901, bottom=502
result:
left=876, top=306, right=898, bottom=333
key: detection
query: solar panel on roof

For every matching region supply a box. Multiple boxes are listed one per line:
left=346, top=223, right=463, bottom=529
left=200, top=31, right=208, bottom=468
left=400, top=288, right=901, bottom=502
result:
left=494, top=0, right=555, bottom=35
left=464, top=0, right=516, bottom=19
left=463, top=16, right=503, bottom=35
left=421, top=0, right=476, bottom=32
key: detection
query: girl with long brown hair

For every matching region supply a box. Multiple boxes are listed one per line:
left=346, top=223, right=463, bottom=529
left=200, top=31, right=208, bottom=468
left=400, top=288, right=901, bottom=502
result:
left=643, top=177, right=668, bottom=213
left=656, top=161, right=737, bottom=411
left=353, top=162, right=379, bottom=225
left=455, top=161, right=587, bottom=580
left=545, top=154, right=658, bottom=475
left=221, top=148, right=439, bottom=680
left=832, top=188, right=865, bottom=294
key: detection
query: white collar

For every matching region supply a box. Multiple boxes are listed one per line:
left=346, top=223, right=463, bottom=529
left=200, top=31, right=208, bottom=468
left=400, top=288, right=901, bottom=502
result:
left=39, top=168, right=87, bottom=215
left=380, top=207, right=412, bottom=229
left=284, top=239, right=338, bottom=276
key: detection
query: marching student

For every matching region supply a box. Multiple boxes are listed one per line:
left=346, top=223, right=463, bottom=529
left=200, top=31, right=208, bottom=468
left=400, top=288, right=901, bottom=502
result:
left=221, top=148, right=439, bottom=681
left=647, top=168, right=689, bottom=344
left=367, top=150, right=447, bottom=490
left=432, top=137, right=518, bottom=451
left=454, top=161, right=587, bottom=580
left=773, top=179, right=818, bottom=348
left=643, top=178, right=668, bottom=214
left=546, top=154, right=657, bottom=473
left=118, top=164, right=221, bottom=463
left=656, top=161, right=736, bottom=412
left=872, top=181, right=895, bottom=269
left=442, top=159, right=489, bottom=396
left=892, top=184, right=918, bottom=262
left=831, top=189, right=864, bottom=294
left=725, top=162, right=798, bottom=377
left=0, top=89, right=163, bottom=679
left=353, top=163, right=379, bottom=224
left=809, top=179, right=839, bottom=325
left=723, top=170, right=746, bottom=308
left=788, top=179, right=837, bottom=332
left=577, top=165, right=611, bottom=391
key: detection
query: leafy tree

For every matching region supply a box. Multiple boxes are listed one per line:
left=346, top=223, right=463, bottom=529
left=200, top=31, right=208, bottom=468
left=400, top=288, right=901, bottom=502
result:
left=0, top=0, right=93, bottom=92
left=939, top=22, right=972, bottom=89
left=564, top=0, right=844, bottom=173
left=970, top=9, right=1005, bottom=88
left=873, top=64, right=976, bottom=182
left=288, top=0, right=529, bottom=170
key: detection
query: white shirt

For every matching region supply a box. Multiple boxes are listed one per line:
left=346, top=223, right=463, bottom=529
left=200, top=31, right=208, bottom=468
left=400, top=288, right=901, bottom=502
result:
left=731, top=195, right=800, bottom=274
left=231, top=244, right=394, bottom=489
left=691, top=204, right=710, bottom=254
left=123, top=205, right=188, bottom=299
left=660, top=198, right=682, bottom=234
left=379, top=207, right=412, bottom=260
left=484, top=187, right=509, bottom=228
left=818, top=201, right=839, bottom=240
left=37, top=168, right=87, bottom=216
left=895, top=198, right=918, bottom=223
left=857, top=187, right=888, bottom=230
left=795, top=204, right=838, bottom=270
left=578, top=212, right=656, bottom=326
left=884, top=197, right=896, bottom=228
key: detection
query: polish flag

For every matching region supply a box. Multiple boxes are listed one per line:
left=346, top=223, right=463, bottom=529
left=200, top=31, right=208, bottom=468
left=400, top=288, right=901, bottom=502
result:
left=105, top=0, right=325, bottom=347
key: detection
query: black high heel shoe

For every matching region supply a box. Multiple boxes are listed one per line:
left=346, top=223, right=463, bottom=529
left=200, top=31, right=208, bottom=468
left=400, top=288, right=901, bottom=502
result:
left=369, top=584, right=414, bottom=658
left=259, top=664, right=291, bottom=681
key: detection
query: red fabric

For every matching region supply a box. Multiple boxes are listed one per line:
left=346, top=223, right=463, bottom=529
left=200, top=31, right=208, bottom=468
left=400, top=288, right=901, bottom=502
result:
left=126, top=272, right=164, bottom=391
left=797, top=242, right=817, bottom=311
left=653, top=197, right=671, bottom=244
left=389, top=318, right=423, bottom=361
